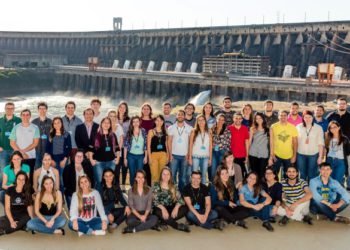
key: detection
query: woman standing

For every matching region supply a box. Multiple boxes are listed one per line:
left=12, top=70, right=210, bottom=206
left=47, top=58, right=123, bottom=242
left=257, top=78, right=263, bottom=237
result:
left=27, top=176, right=66, bottom=235
left=211, top=114, right=231, bottom=182
left=33, top=153, right=59, bottom=193
left=69, top=175, right=107, bottom=236
left=124, top=116, right=148, bottom=185
left=0, top=171, right=33, bottom=235
left=147, top=115, right=168, bottom=184
left=210, top=167, right=250, bottom=228
left=189, top=115, right=212, bottom=184
left=152, top=167, right=190, bottom=232
left=46, top=117, right=72, bottom=192
left=123, top=170, right=158, bottom=233
left=262, top=167, right=282, bottom=222
left=296, top=110, right=324, bottom=181
left=242, top=104, right=254, bottom=128
left=239, top=172, right=274, bottom=232
left=201, top=102, right=216, bottom=129
left=325, top=121, right=350, bottom=185
left=92, top=117, right=120, bottom=192
left=248, top=113, right=270, bottom=180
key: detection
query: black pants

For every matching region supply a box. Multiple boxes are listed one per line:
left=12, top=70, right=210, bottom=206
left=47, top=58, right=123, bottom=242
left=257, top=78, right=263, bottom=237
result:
left=249, top=155, right=268, bottom=180
left=109, top=207, right=127, bottom=226
left=0, top=214, right=31, bottom=234
left=143, top=163, right=151, bottom=186
left=126, top=211, right=158, bottom=232
left=153, top=204, right=188, bottom=229
left=234, top=158, right=247, bottom=178
left=22, top=158, right=36, bottom=186
left=214, top=205, right=250, bottom=223
left=115, top=149, right=128, bottom=185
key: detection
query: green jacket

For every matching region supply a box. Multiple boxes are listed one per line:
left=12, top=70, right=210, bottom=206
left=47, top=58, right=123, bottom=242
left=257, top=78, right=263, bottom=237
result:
left=0, top=115, right=21, bottom=150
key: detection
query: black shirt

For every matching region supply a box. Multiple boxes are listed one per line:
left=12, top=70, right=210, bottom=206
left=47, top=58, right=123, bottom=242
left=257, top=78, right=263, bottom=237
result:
left=327, top=111, right=350, bottom=139
left=214, top=109, right=235, bottom=125
left=32, top=117, right=52, bottom=157
left=183, top=183, right=210, bottom=211
left=263, top=112, right=279, bottom=128
left=94, top=133, right=119, bottom=162
left=5, top=186, right=29, bottom=219
left=40, top=202, right=57, bottom=216
left=262, top=182, right=282, bottom=205
left=150, top=131, right=167, bottom=153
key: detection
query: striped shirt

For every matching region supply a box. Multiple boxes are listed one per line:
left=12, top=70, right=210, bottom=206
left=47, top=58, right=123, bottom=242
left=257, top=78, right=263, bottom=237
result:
left=281, top=179, right=308, bottom=204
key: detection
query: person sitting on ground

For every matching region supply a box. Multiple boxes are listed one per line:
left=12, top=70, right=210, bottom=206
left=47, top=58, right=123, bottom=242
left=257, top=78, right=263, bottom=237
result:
left=310, top=162, right=350, bottom=224
left=0, top=171, right=33, bottom=236
left=262, top=167, right=282, bottom=223
left=210, top=167, right=250, bottom=229
left=33, top=153, right=59, bottom=194
left=69, top=175, right=107, bottom=236
left=152, top=167, right=190, bottom=232
left=27, top=176, right=66, bottom=235
left=277, top=165, right=313, bottom=226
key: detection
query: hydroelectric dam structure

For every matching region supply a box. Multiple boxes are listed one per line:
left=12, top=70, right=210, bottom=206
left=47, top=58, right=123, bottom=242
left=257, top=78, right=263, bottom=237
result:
left=1, top=20, right=350, bottom=103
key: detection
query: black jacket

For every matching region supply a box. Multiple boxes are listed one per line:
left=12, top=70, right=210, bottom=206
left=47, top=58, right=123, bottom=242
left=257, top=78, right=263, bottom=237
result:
left=75, top=122, right=99, bottom=153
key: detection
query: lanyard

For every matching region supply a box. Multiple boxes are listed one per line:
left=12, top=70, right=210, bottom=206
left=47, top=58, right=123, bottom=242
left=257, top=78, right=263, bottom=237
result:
left=191, top=186, right=201, bottom=204
left=133, top=130, right=141, bottom=144
left=104, top=134, right=109, bottom=147
left=176, top=124, right=185, bottom=137
left=200, top=132, right=206, bottom=146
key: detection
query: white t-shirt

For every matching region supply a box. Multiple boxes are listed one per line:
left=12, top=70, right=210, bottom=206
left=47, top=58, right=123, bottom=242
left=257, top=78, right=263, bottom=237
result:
left=9, top=123, right=40, bottom=159
left=114, top=124, right=124, bottom=146
left=168, top=123, right=193, bottom=156
left=93, top=112, right=104, bottom=125
left=296, top=123, right=324, bottom=155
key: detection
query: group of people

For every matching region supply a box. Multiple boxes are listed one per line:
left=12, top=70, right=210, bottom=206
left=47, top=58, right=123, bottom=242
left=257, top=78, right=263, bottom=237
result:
left=0, top=95, right=350, bottom=236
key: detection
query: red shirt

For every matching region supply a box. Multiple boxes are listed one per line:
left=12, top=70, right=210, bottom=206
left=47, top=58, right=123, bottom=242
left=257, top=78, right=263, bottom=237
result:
left=228, top=125, right=249, bottom=158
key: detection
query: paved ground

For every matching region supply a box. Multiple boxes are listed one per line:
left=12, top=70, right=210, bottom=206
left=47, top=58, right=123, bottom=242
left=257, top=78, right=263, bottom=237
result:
left=1, top=205, right=350, bottom=250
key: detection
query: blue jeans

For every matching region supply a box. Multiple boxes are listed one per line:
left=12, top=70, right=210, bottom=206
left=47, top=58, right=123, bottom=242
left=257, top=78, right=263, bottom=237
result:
left=186, top=209, right=218, bottom=229
left=327, top=157, right=346, bottom=186
left=27, top=215, right=66, bottom=234
left=272, top=156, right=291, bottom=180
left=210, top=149, right=225, bottom=182
left=68, top=217, right=103, bottom=235
left=297, top=153, right=319, bottom=181
left=248, top=197, right=272, bottom=222
left=54, top=160, right=68, bottom=193
left=127, top=153, right=144, bottom=185
left=310, top=197, right=348, bottom=221
left=0, top=149, right=12, bottom=188
left=93, top=160, right=115, bottom=192
left=35, top=151, right=44, bottom=170
left=192, top=156, right=209, bottom=184
left=65, top=195, right=72, bottom=210
left=170, top=154, right=189, bottom=192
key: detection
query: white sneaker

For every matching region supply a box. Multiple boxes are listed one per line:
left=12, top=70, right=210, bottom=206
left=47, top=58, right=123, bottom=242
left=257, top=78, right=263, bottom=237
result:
left=78, top=232, right=84, bottom=237
left=94, top=230, right=106, bottom=236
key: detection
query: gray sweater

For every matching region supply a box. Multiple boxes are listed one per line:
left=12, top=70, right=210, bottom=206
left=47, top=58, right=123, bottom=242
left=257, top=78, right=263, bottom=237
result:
left=128, top=187, right=153, bottom=212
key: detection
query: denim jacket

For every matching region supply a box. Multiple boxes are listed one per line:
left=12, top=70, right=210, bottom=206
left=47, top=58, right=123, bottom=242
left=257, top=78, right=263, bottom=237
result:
left=310, top=176, right=350, bottom=204
left=124, top=128, right=147, bottom=152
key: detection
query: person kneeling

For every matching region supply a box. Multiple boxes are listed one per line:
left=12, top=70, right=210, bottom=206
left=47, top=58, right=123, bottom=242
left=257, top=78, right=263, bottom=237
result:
left=183, top=171, right=225, bottom=230
left=310, top=162, right=350, bottom=224
left=69, top=175, right=107, bottom=236
left=152, top=167, right=190, bottom=232
left=277, top=166, right=313, bottom=226
left=123, top=170, right=158, bottom=234
left=239, top=172, right=274, bottom=232
left=27, top=176, right=66, bottom=235
left=210, top=167, right=250, bottom=229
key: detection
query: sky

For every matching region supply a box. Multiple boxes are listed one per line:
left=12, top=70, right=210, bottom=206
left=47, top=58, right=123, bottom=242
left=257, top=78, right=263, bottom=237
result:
left=0, top=0, right=349, bottom=32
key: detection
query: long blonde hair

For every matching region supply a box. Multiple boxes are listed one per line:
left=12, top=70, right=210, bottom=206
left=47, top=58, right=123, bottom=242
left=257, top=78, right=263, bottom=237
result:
left=77, top=175, right=92, bottom=214
left=158, top=167, right=177, bottom=202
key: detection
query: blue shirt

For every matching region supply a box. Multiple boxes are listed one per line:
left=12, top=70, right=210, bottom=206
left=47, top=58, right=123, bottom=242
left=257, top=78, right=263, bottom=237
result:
left=239, top=184, right=264, bottom=205
left=310, top=176, right=349, bottom=204
left=314, top=117, right=329, bottom=133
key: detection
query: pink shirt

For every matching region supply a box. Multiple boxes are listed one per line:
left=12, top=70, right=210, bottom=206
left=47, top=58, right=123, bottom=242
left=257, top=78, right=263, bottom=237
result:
left=287, top=114, right=302, bottom=126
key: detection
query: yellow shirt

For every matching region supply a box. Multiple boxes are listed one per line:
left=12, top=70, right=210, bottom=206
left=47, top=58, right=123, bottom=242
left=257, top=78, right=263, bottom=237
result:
left=271, top=122, right=298, bottom=159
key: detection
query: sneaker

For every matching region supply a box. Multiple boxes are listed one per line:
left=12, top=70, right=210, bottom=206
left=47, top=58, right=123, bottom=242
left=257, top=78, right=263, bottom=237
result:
left=278, top=216, right=289, bottom=226
left=151, top=224, right=161, bottom=232
left=78, top=232, right=84, bottom=237
left=177, top=223, right=191, bottom=233
left=122, top=227, right=136, bottom=234
left=94, top=230, right=106, bottom=236
left=0, top=229, right=6, bottom=236
left=108, top=223, right=118, bottom=233
left=302, top=215, right=313, bottom=225
left=235, top=220, right=248, bottom=229
left=212, top=219, right=225, bottom=231
left=262, top=221, right=274, bottom=232
left=316, top=214, right=328, bottom=221
left=269, top=217, right=276, bottom=223
left=334, top=216, right=350, bottom=224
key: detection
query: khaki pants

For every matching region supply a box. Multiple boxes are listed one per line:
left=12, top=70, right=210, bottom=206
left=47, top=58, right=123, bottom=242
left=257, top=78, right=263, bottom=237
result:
left=150, top=152, right=168, bottom=183
left=277, top=201, right=310, bottom=221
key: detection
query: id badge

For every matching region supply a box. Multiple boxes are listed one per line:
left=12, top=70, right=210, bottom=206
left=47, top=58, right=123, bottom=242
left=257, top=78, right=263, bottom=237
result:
left=134, top=144, right=140, bottom=149
left=177, top=138, right=183, bottom=144
left=200, top=145, right=206, bottom=150
left=68, top=131, right=72, bottom=135
left=41, top=134, right=48, bottom=140
left=105, top=146, right=111, bottom=152
left=214, top=145, right=219, bottom=151
left=157, top=144, right=163, bottom=150
left=194, top=203, right=200, bottom=210
left=5, top=131, right=11, bottom=137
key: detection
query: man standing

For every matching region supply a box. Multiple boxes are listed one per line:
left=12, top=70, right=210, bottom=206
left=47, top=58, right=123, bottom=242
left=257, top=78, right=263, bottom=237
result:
left=310, top=162, right=350, bottom=224
left=269, top=110, right=298, bottom=178
left=228, top=113, right=249, bottom=177
left=91, top=98, right=104, bottom=124
left=263, top=100, right=278, bottom=128
left=278, top=166, right=313, bottom=226
left=214, top=96, right=235, bottom=125
left=62, top=101, right=83, bottom=161
left=327, top=97, right=350, bottom=140
left=314, top=105, right=329, bottom=134
left=162, top=102, right=176, bottom=129
left=184, top=103, right=197, bottom=127
left=0, top=102, right=21, bottom=187
left=31, top=102, right=52, bottom=169
left=287, top=102, right=302, bottom=126
left=168, top=110, right=193, bottom=192
left=9, top=109, right=40, bottom=183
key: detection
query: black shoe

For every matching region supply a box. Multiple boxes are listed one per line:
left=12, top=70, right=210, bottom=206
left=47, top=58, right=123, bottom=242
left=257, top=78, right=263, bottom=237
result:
left=212, top=219, right=225, bottom=231
left=303, top=215, right=313, bottom=225
left=346, top=187, right=350, bottom=192
left=151, top=224, right=161, bottom=232
left=0, top=229, right=5, bottom=236
left=31, top=230, right=36, bottom=235
left=177, top=223, right=191, bottom=233
left=235, top=220, right=248, bottom=229
left=269, top=217, right=276, bottom=223
left=122, top=227, right=135, bottom=234
left=278, top=216, right=289, bottom=226
left=262, top=221, right=274, bottom=232
left=60, top=228, right=65, bottom=236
